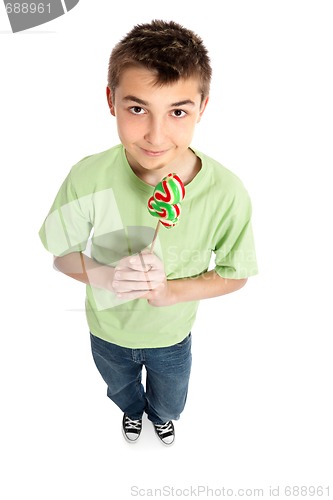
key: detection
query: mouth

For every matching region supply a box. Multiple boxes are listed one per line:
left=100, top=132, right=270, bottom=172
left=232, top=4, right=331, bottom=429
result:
left=140, top=148, right=169, bottom=157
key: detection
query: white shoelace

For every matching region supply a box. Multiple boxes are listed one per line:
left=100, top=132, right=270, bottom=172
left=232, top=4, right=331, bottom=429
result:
left=155, top=421, right=173, bottom=435
left=125, top=417, right=141, bottom=431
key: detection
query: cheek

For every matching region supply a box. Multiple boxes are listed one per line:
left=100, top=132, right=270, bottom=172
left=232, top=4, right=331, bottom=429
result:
left=117, top=116, right=141, bottom=142
left=173, top=121, right=196, bottom=144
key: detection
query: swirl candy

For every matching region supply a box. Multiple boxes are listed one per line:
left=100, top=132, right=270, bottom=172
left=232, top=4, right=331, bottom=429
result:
left=147, top=173, right=185, bottom=227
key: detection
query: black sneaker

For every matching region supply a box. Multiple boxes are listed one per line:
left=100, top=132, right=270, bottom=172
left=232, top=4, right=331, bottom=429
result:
left=122, top=414, right=142, bottom=443
left=153, top=420, right=175, bottom=445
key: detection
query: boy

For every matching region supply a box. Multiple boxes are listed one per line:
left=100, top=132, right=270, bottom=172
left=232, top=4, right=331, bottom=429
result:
left=39, top=20, right=258, bottom=446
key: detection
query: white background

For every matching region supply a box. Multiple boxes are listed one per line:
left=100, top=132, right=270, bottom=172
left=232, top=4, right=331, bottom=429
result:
left=1, top=1, right=332, bottom=498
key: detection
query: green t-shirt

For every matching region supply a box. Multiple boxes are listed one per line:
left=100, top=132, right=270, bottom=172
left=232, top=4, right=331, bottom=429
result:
left=39, top=144, right=258, bottom=348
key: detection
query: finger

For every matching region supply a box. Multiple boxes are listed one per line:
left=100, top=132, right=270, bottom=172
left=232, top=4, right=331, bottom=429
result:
left=145, top=284, right=167, bottom=304
left=115, top=256, right=149, bottom=273
left=113, top=279, right=154, bottom=293
left=114, top=269, right=162, bottom=283
left=113, top=279, right=164, bottom=293
left=114, top=261, right=136, bottom=272
left=115, top=251, right=149, bottom=271
left=129, top=252, right=162, bottom=271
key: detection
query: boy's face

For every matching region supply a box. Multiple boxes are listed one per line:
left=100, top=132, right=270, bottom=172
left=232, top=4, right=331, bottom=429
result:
left=107, top=66, right=208, bottom=180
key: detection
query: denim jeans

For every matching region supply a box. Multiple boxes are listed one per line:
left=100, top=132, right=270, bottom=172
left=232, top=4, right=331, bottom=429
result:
left=90, top=332, right=192, bottom=425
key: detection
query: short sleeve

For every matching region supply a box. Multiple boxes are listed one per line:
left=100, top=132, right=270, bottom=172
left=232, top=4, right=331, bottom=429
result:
left=214, top=188, right=258, bottom=279
left=39, top=172, right=93, bottom=257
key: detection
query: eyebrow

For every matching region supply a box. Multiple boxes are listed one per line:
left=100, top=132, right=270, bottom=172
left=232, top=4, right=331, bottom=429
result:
left=122, top=95, right=196, bottom=107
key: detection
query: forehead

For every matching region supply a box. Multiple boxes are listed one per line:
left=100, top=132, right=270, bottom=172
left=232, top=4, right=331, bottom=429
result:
left=115, top=66, right=202, bottom=104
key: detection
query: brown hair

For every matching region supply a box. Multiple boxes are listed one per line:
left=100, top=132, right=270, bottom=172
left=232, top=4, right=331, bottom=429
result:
left=107, top=20, right=212, bottom=103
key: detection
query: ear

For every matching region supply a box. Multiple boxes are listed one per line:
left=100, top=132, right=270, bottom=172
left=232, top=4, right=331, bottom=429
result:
left=197, top=96, right=209, bottom=123
left=106, top=86, right=116, bottom=116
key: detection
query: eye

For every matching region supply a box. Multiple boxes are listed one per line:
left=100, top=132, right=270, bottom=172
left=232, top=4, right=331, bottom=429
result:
left=171, top=109, right=187, bottom=118
left=129, top=106, right=145, bottom=115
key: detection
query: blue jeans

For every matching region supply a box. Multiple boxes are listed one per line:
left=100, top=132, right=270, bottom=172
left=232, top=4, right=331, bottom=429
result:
left=90, top=332, right=192, bottom=425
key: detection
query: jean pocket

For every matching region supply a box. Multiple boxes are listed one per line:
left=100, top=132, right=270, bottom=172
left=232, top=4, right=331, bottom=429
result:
left=176, top=332, right=191, bottom=348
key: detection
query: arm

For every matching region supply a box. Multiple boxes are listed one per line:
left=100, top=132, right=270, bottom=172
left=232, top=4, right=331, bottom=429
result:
left=145, top=271, right=247, bottom=307
left=162, top=271, right=247, bottom=304
left=54, top=252, right=116, bottom=292
left=112, top=252, right=247, bottom=306
left=53, top=251, right=164, bottom=299
left=54, top=252, right=247, bottom=305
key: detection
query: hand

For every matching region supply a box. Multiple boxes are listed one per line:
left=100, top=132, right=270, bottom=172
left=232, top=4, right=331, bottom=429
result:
left=145, top=279, right=176, bottom=307
left=112, top=251, right=168, bottom=303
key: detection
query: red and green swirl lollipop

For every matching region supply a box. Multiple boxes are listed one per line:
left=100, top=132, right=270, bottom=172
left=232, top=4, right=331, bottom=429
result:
left=147, top=173, right=186, bottom=251
left=148, top=173, right=185, bottom=227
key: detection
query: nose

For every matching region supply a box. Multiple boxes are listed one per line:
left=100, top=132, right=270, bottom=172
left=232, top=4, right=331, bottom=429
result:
left=144, top=116, right=166, bottom=146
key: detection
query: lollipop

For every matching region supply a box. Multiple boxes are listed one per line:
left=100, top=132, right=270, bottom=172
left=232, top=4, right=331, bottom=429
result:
left=147, top=173, right=185, bottom=252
